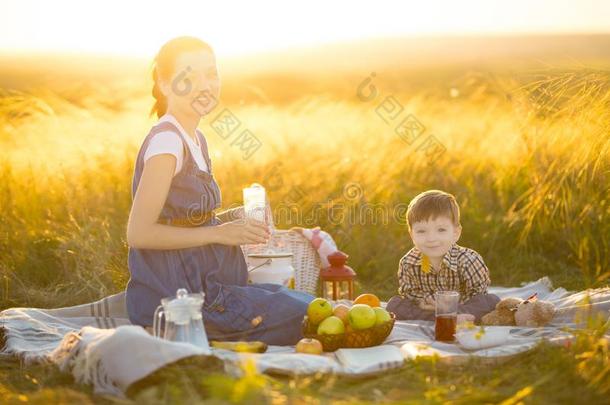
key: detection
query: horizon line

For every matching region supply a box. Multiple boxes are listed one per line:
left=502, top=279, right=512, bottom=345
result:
left=2, top=30, right=610, bottom=62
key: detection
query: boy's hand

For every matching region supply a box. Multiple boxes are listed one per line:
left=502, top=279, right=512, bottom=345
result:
left=419, top=295, right=436, bottom=311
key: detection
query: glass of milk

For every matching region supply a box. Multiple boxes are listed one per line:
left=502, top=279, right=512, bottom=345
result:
left=243, top=183, right=267, bottom=222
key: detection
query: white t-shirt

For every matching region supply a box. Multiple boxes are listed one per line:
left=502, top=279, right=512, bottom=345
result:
left=143, top=114, right=209, bottom=176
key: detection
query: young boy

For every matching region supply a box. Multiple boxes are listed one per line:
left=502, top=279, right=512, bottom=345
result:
left=386, top=190, right=500, bottom=323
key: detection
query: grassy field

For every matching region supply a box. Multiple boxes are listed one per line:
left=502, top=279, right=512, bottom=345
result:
left=0, top=35, right=609, bottom=403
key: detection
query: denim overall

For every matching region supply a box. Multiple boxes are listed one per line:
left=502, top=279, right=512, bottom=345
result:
left=126, top=121, right=314, bottom=345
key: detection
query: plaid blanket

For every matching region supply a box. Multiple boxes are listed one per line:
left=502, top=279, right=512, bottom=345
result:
left=1, top=277, right=609, bottom=396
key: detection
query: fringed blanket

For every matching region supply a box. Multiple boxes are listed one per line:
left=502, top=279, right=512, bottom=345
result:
left=1, top=277, right=609, bottom=397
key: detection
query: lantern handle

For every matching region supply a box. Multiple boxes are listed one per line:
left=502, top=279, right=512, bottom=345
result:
left=248, top=259, right=272, bottom=273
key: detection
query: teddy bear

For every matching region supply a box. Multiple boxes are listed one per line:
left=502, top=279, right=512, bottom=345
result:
left=481, top=297, right=523, bottom=326
left=514, top=295, right=556, bottom=327
left=481, top=293, right=556, bottom=327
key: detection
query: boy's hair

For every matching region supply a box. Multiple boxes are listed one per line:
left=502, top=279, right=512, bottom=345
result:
left=406, top=190, right=461, bottom=230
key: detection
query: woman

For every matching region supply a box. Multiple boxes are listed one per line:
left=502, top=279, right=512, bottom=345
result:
left=126, top=36, right=314, bottom=345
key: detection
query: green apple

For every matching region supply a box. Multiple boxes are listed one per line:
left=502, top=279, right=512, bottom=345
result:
left=373, top=307, right=392, bottom=325
left=307, top=298, right=333, bottom=325
left=317, top=316, right=345, bottom=335
left=348, top=304, right=377, bottom=330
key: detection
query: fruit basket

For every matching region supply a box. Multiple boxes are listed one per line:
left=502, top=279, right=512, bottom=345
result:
left=302, top=312, right=396, bottom=352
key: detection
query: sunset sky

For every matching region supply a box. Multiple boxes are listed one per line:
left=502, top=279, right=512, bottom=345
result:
left=2, top=0, right=610, bottom=58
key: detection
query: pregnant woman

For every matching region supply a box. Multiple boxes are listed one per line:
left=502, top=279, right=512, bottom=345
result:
left=126, top=36, right=314, bottom=345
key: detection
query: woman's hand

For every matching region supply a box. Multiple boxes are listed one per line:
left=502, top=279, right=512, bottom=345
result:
left=215, top=217, right=270, bottom=246
left=216, top=206, right=245, bottom=223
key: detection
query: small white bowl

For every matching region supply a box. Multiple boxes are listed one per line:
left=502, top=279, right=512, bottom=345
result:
left=455, top=326, right=511, bottom=350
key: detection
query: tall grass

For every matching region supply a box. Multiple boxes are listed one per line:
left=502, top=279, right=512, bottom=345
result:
left=0, top=61, right=609, bottom=309
left=0, top=47, right=608, bottom=403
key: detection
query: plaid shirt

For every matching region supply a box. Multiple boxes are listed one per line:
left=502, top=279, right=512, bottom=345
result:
left=397, top=244, right=491, bottom=304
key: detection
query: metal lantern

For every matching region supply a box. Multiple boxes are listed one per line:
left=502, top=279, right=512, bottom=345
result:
left=320, top=251, right=356, bottom=300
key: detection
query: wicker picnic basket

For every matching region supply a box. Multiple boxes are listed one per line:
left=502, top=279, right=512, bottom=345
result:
left=241, top=229, right=322, bottom=296
left=301, top=313, right=396, bottom=352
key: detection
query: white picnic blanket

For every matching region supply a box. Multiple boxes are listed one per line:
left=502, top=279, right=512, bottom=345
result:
left=1, top=277, right=609, bottom=397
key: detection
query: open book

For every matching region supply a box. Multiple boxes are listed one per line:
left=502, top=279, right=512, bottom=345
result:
left=334, top=345, right=404, bottom=373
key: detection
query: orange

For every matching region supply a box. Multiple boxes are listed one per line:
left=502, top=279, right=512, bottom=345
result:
left=353, top=293, right=381, bottom=308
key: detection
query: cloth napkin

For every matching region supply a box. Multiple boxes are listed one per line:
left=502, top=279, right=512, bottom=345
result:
left=291, top=226, right=338, bottom=268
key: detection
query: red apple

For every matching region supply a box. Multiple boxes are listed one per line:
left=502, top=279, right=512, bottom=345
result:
left=295, top=338, right=323, bottom=355
left=333, top=304, right=350, bottom=324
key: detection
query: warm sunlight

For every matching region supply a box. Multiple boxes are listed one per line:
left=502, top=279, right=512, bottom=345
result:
left=1, top=1, right=609, bottom=403
left=2, top=0, right=610, bottom=57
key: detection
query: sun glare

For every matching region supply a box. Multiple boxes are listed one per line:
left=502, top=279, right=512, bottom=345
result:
left=1, top=0, right=609, bottom=58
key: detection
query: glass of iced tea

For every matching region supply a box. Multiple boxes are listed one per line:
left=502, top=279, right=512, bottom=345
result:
left=434, top=291, right=459, bottom=341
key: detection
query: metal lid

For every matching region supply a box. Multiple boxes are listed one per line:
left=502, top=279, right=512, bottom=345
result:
left=247, top=252, right=293, bottom=258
